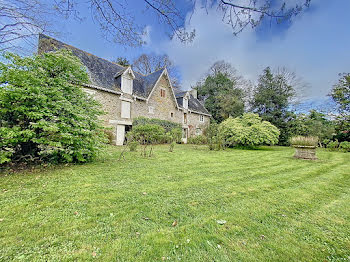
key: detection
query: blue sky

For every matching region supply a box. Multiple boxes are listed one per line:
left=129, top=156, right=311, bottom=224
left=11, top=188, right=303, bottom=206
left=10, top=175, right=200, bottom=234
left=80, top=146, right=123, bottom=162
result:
left=37, top=0, right=350, bottom=109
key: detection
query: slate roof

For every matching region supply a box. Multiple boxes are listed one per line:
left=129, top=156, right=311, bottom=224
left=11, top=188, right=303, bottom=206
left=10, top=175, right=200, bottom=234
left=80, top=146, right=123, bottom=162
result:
left=38, top=34, right=163, bottom=99
left=175, top=92, right=210, bottom=115
left=38, top=34, right=210, bottom=115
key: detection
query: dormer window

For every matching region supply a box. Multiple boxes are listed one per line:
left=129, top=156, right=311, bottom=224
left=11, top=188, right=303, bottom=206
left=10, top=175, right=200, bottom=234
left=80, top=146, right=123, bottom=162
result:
left=122, top=76, right=133, bottom=94
left=183, top=97, right=188, bottom=109
left=121, top=67, right=135, bottom=94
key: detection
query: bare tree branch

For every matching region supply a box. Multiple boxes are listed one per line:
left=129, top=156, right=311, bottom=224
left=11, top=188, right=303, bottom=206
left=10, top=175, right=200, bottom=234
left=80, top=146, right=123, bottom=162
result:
left=218, top=0, right=311, bottom=35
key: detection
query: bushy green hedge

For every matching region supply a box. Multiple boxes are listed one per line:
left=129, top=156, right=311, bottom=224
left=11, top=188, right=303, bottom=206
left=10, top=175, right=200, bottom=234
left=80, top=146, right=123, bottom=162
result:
left=218, top=113, right=280, bottom=147
left=128, top=124, right=166, bottom=145
left=327, top=140, right=339, bottom=151
left=325, top=140, right=350, bottom=152
left=0, top=50, right=106, bottom=164
left=133, top=117, right=181, bottom=133
left=132, top=117, right=181, bottom=143
left=188, top=135, right=207, bottom=145
left=340, top=141, right=350, bottom=152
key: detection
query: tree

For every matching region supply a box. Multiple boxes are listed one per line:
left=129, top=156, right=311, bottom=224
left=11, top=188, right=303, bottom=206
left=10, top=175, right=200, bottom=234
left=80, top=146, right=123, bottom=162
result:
left=330, top=73, right=350, bottom=115
left=196, top=72, right=245, bottom=123
left=0, top=0, right=53, bottom=53
left=329, top=73, right=350, bottom=141
left=0, top=50, right=106, bottom=164
left=218, top=1, right=311, bottom=35
left=218, top=113, right=280, bottom=148
left=288, top=110, right=335, bottom=145
left=114, top=57, right=130, bottom=67
left=133, top=53, right=172, bottom=75
left=196, top=61, right=248, bottom=123
left=250, top=67, right=296, bottom=145
left=132, top=53, right=180, bottom=90
left=1, top=0, right=311, bottom=51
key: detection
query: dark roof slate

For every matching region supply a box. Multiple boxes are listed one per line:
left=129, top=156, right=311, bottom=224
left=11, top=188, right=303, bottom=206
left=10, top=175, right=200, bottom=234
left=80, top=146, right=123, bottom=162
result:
left=38, top=34, right=165, bottom=99
left=38, top=34, right=124, bottom=90
left=188, top=95, right=210, bottom=115
left=175, top=91, right=210, bottom=115
left=38, top=34, right=210, bottom=115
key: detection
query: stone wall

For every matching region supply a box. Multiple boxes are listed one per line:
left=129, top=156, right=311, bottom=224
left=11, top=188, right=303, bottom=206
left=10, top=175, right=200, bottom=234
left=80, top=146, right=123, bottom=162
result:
left=187, top=112, right=210, bottom=137
left=132, top=75, right=183, bottom=123
left=83, top=75, right=210, bottom=142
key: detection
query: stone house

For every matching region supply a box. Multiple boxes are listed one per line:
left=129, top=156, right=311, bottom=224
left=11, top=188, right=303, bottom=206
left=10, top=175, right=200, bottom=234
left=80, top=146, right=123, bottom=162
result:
left=38, top=34, right=211, bottom=145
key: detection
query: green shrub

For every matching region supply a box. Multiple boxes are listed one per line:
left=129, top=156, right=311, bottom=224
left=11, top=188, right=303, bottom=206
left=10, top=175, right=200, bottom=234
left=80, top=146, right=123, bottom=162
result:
left=290, top=136, right=318, bottom=147
left=0, top=50, right=106, bottom=165
left=104, top=129, right=115, bottom=145
left=127, top=124, right=165, bottom=157
left=322, top=139, right=331, bottom=147
left=208, top=135, right=222, bottom=151
left=188, top=135, right=207, bottom=145
left=128, top=124, right=165, bottom=145
left=218, top=113, right=280, bottom=148
left=128, top=141, right=139, bottom=152
left=339, top=141, right=350, bottom=152
left=133, top=117, right=181, bottom=133
left=168, top=128, right=182, bottom=143
left=327, top=140, right=339, bottom=151
left=169, top=141, right=176, bottom=152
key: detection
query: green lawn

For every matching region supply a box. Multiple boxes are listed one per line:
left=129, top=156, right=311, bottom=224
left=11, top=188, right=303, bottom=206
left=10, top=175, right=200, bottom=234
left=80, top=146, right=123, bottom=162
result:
left=1, top=145, right=349, bottom=261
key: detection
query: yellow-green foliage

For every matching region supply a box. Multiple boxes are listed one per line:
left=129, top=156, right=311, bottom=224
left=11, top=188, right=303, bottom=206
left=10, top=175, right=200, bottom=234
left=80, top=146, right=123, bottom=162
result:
left=290, top=136, right=319, bottom=147
left=218, top=113, right=280, bottom=147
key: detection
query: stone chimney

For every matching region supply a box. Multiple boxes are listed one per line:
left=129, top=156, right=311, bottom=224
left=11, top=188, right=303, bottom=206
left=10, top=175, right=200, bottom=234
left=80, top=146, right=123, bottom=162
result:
left=190, top=89, right=197, bottom=99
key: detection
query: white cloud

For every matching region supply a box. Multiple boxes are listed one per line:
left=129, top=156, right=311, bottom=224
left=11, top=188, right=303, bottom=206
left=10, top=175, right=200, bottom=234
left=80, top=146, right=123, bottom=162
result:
left=155, top=0, right=350, bottom=99
left=142, top=25, right=152, bottom=46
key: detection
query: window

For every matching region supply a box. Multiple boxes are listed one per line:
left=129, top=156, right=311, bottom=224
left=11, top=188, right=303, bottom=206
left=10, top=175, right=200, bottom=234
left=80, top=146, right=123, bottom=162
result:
left=183, top=97, right=188, bottom=109
left=184, top=113, right=187, bottom=124
left=121, top=101, right=131, bottom=118
left=170, top=112, right=174, bottom=118
left=148, top=106, right=154, bottom=114
left=199, top=115, right=204, bottom=122
left=160, top=89, right=166, bottom=97
left=121, top=76, right=133, bottom=94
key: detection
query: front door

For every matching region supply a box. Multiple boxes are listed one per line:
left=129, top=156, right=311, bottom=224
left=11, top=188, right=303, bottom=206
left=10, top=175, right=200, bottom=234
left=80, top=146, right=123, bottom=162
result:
left=116, top=125, right=125, bottom=146
left=182, top=128, right=188, bottom=144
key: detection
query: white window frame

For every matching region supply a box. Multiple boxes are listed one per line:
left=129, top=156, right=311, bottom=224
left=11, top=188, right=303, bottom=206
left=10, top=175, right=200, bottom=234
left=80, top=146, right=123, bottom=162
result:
left=199, top=115, right=204, bottom=122
left=121, top=75, right=133, bottom=94
left=121, top=101, right=131, bottom=119
left=183, top=97, right=188, bottom=109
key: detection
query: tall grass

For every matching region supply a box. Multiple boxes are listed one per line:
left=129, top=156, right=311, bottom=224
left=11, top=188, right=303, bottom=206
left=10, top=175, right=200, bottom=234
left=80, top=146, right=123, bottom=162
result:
left=290, top=136, right=319, bottom=147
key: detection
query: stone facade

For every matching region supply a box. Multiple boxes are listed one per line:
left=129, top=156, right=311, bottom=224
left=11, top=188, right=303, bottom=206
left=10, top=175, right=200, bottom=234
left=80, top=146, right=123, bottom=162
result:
left=37, top=34, right=211, bottom=145
left=83, top=72, right=210, bottom=145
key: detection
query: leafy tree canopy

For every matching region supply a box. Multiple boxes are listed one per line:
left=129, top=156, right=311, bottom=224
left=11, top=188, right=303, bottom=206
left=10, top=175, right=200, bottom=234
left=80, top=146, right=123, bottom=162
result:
left=329, top=73, right=350, bottom=141
left=288, top=110, right=335, bottom=144
left=250, top=67, right=297, bottom=145
left=0, top=50, right=106, bottom=164
left=196, top=69, right=245, bottom=123
left=114, top=57, right=130, bottom=67
left=330, top=73, right=350, bottom=115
